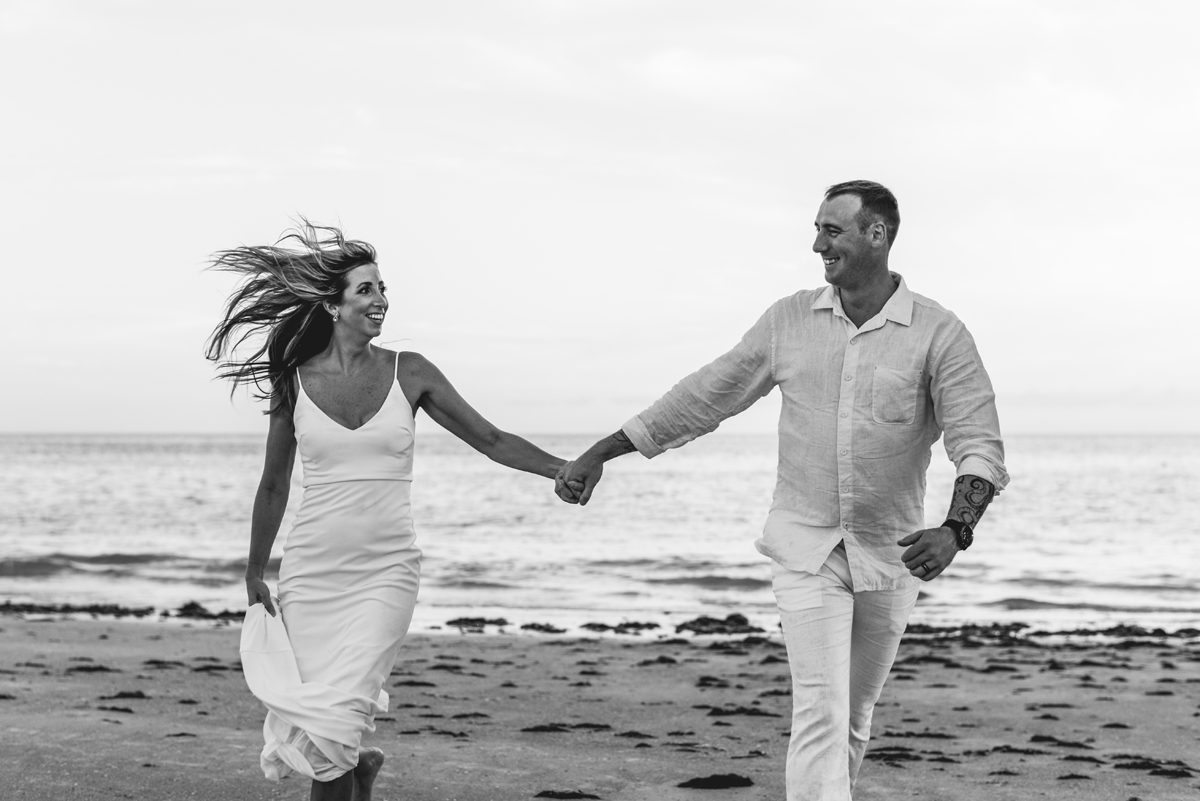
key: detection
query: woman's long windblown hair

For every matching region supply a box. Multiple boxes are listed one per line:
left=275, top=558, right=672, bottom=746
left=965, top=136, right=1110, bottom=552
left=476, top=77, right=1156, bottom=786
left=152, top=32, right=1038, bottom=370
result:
left=205, top=220, right=377, bottom=415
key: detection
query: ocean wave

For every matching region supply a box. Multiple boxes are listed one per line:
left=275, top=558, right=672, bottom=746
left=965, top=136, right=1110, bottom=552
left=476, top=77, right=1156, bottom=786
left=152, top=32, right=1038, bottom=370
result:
left=0, top=553, right=276, bottom=579
left=42, top=552, right=178, bottom=565
left=981, top=597, right=1200, bottom=614
left=1004, top=577, right=1196, bottom=593
left=644, top=575, right=771, bottom=591
left=586, top=557, right=763, bottom=571
left=435, top=579, right=517, bottom=590
left=586, top=558, right=663, bottom=568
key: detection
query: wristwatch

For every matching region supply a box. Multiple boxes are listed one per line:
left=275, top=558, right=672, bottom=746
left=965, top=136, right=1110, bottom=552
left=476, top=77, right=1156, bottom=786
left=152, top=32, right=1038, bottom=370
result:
left=941, top=519, right=974, bottom=551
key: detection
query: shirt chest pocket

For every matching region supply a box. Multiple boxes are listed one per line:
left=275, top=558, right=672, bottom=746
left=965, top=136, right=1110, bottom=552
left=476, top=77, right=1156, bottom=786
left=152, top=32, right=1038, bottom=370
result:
left=872, top=367, right=922, bottom=425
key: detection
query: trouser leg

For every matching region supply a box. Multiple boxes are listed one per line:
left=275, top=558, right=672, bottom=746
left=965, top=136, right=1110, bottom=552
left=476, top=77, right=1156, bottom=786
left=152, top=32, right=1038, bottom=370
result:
left=773, top=545, right=855, bottom=801
left=846, top=582, right=920, bottom=788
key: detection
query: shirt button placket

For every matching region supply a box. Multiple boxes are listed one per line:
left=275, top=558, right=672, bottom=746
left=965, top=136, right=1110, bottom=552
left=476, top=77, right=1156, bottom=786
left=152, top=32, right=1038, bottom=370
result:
left=837, top=333, right=858, bottom=535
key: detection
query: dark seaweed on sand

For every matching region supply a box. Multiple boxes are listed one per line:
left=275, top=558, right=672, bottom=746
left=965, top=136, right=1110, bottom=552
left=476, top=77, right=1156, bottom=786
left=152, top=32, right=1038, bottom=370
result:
left=706, top=705, right=782, bottom=718
left=677, top=773, right=754, bottom=788
left=580, top=621, right=660, bottom=634
left=0, top=601, right=155, bottom=618
left=675, top=614, right=764, bottom=636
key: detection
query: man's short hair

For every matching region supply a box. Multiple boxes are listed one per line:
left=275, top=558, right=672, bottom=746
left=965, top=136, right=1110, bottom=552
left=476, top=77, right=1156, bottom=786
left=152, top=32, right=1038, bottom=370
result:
left=825, top=180, right=900, bottom=248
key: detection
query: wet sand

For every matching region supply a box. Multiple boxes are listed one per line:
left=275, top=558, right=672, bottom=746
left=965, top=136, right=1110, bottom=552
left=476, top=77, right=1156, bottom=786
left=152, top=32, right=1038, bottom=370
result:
left=1, top=613, right=1198, bottom=800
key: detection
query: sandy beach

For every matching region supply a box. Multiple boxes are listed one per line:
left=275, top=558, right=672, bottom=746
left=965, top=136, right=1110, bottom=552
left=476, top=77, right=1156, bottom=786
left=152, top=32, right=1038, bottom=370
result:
left=1, top=611, right=1197, bottom=801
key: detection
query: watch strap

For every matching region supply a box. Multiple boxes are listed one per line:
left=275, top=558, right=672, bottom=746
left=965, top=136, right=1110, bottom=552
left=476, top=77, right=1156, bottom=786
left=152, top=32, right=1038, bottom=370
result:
left=941, top=518, right=973, bottom=551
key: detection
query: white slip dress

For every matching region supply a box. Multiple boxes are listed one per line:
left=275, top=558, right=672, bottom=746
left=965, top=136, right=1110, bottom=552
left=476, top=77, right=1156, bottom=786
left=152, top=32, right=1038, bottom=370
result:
left=240, top=352, right=421, bottom=782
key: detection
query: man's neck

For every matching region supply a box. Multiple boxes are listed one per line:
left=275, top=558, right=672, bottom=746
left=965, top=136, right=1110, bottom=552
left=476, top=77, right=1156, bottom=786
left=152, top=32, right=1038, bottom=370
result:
left=836, top=269, right=898, bottom=329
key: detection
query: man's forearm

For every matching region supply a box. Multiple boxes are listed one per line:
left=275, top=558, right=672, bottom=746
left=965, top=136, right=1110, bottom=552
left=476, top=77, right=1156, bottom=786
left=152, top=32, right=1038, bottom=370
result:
left=582, top=429, right=638, bottom=464
left=945, top=474, right=995, bottom=528
left=558, top=430, right=638, bottom=506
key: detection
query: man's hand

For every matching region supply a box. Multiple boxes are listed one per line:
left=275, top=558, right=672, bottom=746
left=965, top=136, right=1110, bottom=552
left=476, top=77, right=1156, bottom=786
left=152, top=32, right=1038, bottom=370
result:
left=554, top=461, right=586, bottom=504
left=897, top=526, right=959, bottom=581
left=553, top=430, right=636, bottom=506
left=556, top=456, right=604, bottom=505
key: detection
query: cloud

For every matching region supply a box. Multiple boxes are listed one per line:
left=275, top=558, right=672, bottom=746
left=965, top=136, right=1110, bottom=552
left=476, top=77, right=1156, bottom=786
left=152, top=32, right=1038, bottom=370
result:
left=353, top=27, right=581, bottom=97
left=0, top=0, right=94, bottom=39
left=456, top=36, right=579, bottom=95
left=634, top=48, right=804, bottom=108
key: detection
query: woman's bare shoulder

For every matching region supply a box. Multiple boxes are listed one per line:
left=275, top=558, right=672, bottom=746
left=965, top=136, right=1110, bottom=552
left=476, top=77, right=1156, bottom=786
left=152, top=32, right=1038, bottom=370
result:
left=389, top=350, right=439, bottom=408
left=392, top=349, right=436, bottom=373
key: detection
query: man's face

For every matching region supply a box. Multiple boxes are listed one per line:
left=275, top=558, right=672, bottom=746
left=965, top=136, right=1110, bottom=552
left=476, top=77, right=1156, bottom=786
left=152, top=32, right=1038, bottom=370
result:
left=811, top=194, right=880, bottom=288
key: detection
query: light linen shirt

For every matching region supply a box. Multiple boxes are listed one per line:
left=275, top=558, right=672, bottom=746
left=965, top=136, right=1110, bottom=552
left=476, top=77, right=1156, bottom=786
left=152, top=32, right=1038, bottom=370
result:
left=623, top=274, right=1008, bottom=591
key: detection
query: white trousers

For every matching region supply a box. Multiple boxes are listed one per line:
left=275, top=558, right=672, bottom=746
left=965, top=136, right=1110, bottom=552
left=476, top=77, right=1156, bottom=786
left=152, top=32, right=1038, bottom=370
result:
left=772, top=541, right=920, bottom=801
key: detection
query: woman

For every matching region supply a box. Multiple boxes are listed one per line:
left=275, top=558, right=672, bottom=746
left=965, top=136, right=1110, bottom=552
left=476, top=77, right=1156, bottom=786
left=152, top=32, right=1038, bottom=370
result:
left=206, top=221, right=570, bottom=801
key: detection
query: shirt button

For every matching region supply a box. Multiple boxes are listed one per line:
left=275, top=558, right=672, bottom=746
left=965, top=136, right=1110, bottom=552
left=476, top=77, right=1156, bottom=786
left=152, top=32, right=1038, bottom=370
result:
left=840, top=448, right=848, bottom=455
left=844, top=374, right=853, bottom=381
left=840, top=410, right=849, bottom=418
left=850, top=339, right=858, bottom=345
left=843, top=523, right=850, bottom=530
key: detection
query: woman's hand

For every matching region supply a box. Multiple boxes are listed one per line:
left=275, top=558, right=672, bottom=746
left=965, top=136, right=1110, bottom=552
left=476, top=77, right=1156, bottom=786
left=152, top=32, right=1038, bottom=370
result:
left=246, top=576, right=276, bottom=616
left=555, top=461, right=586, bottom=503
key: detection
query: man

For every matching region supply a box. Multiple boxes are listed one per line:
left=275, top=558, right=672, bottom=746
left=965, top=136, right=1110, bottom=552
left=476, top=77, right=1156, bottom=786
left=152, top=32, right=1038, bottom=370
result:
left=555, top=180, right=1007, bottom=800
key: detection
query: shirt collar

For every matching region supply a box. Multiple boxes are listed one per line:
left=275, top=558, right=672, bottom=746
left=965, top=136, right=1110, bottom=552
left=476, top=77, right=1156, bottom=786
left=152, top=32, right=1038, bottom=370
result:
left=811, top=272, right=913, bottom=328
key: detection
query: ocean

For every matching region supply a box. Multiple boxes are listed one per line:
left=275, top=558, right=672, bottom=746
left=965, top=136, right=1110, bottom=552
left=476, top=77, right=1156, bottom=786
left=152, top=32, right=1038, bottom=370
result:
left=2, top=432, right=1198, bottom=634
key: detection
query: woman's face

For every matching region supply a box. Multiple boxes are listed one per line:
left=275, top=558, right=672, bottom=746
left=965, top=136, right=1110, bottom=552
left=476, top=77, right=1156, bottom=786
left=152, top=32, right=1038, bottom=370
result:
left=331, top=263, right=388, bottom=338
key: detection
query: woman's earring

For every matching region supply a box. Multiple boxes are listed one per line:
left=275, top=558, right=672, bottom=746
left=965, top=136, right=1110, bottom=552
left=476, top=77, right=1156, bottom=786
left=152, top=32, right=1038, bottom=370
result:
left=331, top=309, right=339, bottom=322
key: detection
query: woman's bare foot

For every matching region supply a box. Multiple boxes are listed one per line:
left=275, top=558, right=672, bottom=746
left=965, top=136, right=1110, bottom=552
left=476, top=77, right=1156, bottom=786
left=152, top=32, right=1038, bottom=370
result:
left=352, top=747, right=385, bottom=801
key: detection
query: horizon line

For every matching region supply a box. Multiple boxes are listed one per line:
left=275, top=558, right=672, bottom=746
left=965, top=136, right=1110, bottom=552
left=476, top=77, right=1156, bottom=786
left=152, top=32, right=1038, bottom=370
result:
left=2, top=430, right=1199, bottom=439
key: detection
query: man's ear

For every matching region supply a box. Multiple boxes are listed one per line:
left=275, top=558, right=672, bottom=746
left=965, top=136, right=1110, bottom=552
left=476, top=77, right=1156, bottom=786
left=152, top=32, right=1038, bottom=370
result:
left=871, top=221, right=889, bottom=248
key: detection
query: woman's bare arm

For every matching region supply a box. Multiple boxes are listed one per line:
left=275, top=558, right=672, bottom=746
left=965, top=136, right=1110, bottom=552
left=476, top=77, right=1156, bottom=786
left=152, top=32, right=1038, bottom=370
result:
left=245, top=409, right=297, bottom=615
left=402, top=353, right=565, bottom=480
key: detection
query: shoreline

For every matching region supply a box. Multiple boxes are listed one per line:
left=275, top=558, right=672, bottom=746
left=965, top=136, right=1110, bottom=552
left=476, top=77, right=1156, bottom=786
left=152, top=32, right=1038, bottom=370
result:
left=2, top=612, right=1198, bottom=800
left=4, top=600, right=1200, bottom=643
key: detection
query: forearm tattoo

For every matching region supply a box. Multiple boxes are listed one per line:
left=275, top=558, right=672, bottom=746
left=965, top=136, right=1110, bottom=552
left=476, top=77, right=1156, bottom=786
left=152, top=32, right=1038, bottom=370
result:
left=946, top=474, right=995, bottom=528
left=609, top=429, right=637, bottom=456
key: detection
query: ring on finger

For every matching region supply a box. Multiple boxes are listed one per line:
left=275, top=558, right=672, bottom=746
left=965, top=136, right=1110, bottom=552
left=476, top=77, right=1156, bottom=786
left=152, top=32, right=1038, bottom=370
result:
left=920, top=562, right=932, bottom=573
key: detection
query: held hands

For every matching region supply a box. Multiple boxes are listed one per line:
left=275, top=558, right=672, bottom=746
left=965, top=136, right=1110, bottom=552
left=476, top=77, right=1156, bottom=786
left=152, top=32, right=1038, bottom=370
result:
left=897, top=526, right=959, bottom=581
left=553, top=431, right=634, bottom=506
left=554, top=458, right=602, bottom=505
left=245, top=575, right=276, bottom=617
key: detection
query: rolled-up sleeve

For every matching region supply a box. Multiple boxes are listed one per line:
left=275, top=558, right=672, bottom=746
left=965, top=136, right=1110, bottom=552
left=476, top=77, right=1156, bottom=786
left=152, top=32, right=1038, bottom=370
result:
left=930, top=321, right=1010, bottom=492
left=623, top=306, right=777, bottom=458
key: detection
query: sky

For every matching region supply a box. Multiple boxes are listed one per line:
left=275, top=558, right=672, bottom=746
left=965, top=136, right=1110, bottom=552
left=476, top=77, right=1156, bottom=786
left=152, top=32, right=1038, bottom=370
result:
left=2, top=0, right=1197, bottom=436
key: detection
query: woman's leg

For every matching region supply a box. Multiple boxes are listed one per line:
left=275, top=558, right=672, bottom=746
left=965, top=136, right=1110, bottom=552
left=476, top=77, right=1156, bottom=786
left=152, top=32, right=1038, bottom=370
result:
left=353, top=747, right=385, bottom=800
left=309, top=747, right=385, bottom=801
left=310, top=771, right=353, bottom=801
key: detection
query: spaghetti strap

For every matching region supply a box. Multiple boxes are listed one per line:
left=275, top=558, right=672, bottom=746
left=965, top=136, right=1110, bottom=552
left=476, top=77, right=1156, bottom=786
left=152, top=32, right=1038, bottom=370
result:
left=393, top=351, right=400, bottom=381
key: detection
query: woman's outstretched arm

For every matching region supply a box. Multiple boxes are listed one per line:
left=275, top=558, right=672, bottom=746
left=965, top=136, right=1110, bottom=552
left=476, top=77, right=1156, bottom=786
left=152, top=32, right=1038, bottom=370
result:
left=246, top=409, right=297, bottom=616
left=401, top=352, right=565, bottom=480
